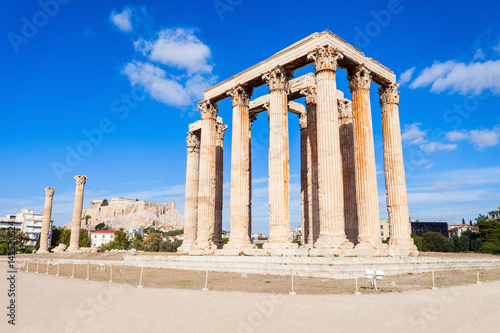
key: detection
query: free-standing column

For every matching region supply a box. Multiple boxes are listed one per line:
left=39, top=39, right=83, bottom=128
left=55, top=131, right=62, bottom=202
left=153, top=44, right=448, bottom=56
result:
left=338, top=99, right=358, bottom=244
left=301, top=87, right=320, bottom=246
left=69, top=175, right=88, bottom=252
left=347, top=65, right=381, bottom=250
left=249, top=113, right=258, bottom=240
left=307, top=47, right=352, bottom=249
left=378, top=83, right=418, bottom=254
left=226, top=85, right=255, bottom=250
left=178, top=132, right=200, bottom=253
left=37, top=187, right=55, bottom=253
left=195, top=100, right=218, bottom=250
left=215, top=122, right=228, bottom=249
left=262, top=66, right=294, bottom=249
left=299, top=113, right=309, bottom=246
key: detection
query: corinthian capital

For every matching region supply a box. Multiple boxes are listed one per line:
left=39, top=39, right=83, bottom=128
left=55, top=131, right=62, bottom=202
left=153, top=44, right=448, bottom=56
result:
left=186, top=132, right=200, bottom=148
left=338, top=99, right=353, bottom=120
left=215, top=123, right=228, bottom=141
left=45, top=187, right=55, bottom=196
left=300, top=86, right=317, bottom=105
left=74, top=175, right=88, bottom=188
left=228, top=85, right=253, bottom=107
left=198, top=100, right=218, bottom=120
left=298, top=113, right=307, bottom=130
left=377, top=83, right=400, bottom=106
left=262, top=66, right=293, bottom=93
left=307, top=46, right=343, bottom=73
left=347, top=65, right=372, bottom=91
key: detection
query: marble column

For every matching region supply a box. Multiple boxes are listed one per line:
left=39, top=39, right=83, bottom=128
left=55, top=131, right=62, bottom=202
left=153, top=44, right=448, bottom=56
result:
left=378, top=83, right=418, bottom=254
left=262, top=66, right=295, bottom=249
left=338, top=99, right=358, bottom=244
left=178, top=132, right=200, bottom=253
left=347, top=65, right=381, bottom=250
left=307, top=47, right=352, bottom=249
left=69, top=175, right=88, bottom=252
left=37, top=187, right=55, bottom=253
left=195, top=100, right=218, bottom=250
left=249, top=113, right=258, bottom=240
left=301, top=87, right=320, bottom=247
left=214, top=122, right=228, bottom=249
left=299, top=113, right=309, bottom=246
left=225, top=85, right=255, bottom=250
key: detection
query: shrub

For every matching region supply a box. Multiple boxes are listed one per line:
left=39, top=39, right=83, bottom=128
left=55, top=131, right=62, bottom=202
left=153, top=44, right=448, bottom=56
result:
left=411, top=235, right=422, bottom=251
left=421, top=232, right=457, bottom=252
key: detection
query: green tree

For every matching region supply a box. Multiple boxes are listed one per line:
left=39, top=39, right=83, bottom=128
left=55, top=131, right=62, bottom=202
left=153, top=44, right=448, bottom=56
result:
left=101, top=199, right=109, bottom=206
left=59, top=228, right=71, bottom=246
left=143, top=233, right=163, bottom=252
left=421, top=232, right=457, bottom=252
left=50, top=227, right=63, bottom=247
left=95, top=222, right=105, bottom=230
left=79, top=229, right=91, bottom=248
left=0, top=229, right=32, bottom=254
left=477, top=218, right=500, bottom=254
left=102, top=229, right=130, bottom=250
left=411, top=235, right=422, bottom=251
left=164, top=229, right=184, bottom=237
left=129, top=233, right=144, bottom=250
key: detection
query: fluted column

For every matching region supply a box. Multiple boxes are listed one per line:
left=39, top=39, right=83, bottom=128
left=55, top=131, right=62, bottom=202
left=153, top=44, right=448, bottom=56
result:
left=263, top=66, right=294, bottom=249
left=249, top=113, right=257, bottom=240
left=225, top=85, right=255, bottom=250
left=299, top=113, right=309, bottom=246
left=195, top=100, right=218, bottom=250
left=348, top=65, right=381, bottom=250
left=69, top=175, right=87, bottom=252
left=215, top=122, right=228, bottom=249
left=178, top=132, right=200, bottom=253
left=301, top=87, right=320, bottom=247
left=338, top=99, right=358, bottom=244
left=378, top=83, right=418, bottom=254
left=307, top=47, right=352, bottom=249
left=37, top=187, right=54, bottom=253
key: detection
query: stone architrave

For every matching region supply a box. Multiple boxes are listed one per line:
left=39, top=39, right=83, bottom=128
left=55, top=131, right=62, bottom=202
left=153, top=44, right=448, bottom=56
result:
left=214, top=122, right=228, bottom=249
left=300, top=87, right=320, bottom=247
left=262, top=66, right=296, bottom=249
left=338, top=99, right=358, bottom=244
left=307, top=47, right=352, bottom=250
left=37, top=187, right=55, bottom=253
left=178, top=132, right=200, bottom=253
left=68, top=175, right=88, bottom=252
left=347, top=65, right=382, bottom=251
left=195, top=100, right=218, bottom=250
left=298, top=112, right=309, bottom=246
left=225, top=85, right=255, bottom=250
left=378, top=83, right=418, bottom=255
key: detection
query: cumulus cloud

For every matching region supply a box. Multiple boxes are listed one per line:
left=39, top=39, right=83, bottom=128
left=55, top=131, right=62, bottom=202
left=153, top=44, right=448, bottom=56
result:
left=446, top=130, right=469, bottom=142
left=420, top=142, right=457, bottom=152
left=134, top=28, right=213, bottom=74
left=110, top=8, right=133, bottom=32
left=398, top=67, right=415, bottom=86
left=409, top=60, right=500, bottom=95
left=401, top=123, right=427, bottom=145
left=445, top=126, right=500, bottom=150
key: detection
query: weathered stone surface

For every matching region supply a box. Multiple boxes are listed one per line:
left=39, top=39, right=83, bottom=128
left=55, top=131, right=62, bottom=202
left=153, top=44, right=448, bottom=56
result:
left=214, top=122, right=228, bottom=249
left=68, top=175, right=87, bottom=252
left=37, top=187, right=54, bottom=253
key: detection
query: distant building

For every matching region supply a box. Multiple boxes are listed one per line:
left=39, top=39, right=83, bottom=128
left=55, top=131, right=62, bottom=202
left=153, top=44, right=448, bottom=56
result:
left=448, top=224, right=479, bottom=238
left=90, top=230, right=115, bottom=248
left=411, top=222, right=449, bottom=238
left=127, top=228, right=144, bottom=239
left=291, top=226, right=302, bottom=241
left=380, top=220, right=389, bottom=242
left=488, top=206, right=500, bottom=221
left=0, top=209, right=50, bottom=246
left=0, top=214, right=22, bottom=231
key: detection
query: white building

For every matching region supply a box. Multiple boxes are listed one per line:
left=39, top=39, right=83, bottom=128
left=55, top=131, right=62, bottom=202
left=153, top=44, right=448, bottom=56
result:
left=488, top=206, right=500, bottom=221
left=127, top=228, right=144, bottom=239
left=0, top=214, right=22, bottom=231
left=91, top=230, right=116, bottom=248
left=0, top=209, right=48, bottom=246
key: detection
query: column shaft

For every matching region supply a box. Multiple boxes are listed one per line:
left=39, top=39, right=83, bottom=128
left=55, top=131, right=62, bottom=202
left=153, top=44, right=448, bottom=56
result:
left=69, top=175, right=87, bottom=251
left=214, top=123, right=227, bottom=248
left=299, top=113, right=309, bottom=246
left=38, top=187, right=55, bottom=253
left=196, top=101, right=218, bottom=250
left=178, top=132, right=200, bottom=253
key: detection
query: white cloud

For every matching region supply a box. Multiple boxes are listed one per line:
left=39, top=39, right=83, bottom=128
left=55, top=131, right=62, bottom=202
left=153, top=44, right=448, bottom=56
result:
left=473, top=48, right=485, bottom=60
left=420, top=142, right=457, bottom=152
left=401, top=123, right=427, bottom=145
left=122, top=61, right=214, bottom=107
left=409, top=60, right=500, bottom=96
left=446, top=130, right=469, bottom=142
left=134, top=28, right=213, bottom=74
left=445, top=126, right=500, bottom=150
left=110, top=8, right=133, bottom=32
left=398, top=67, right=415, bottom=86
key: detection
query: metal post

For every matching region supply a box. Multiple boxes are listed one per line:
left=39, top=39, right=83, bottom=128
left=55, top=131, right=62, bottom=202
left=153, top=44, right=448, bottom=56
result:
left=109, top=265, right=113, bottom=283
left=25, top=261, right=29, bottom=273
left=476, top=271, right=482, bottom=284
left=431, top=271, right=437, bottom=290
left=56, top=264, right=60, bottom=276
left=86, top=263, right=90, bottom=280
left=71, top=265, right=75, bottom=278
left=137, top=266, right=144, bottom=288
left=35, top=262, right=39, bottom=274
left=354, top=278, right=361, bottom=296
left=45, top=262, right=49, bottom=275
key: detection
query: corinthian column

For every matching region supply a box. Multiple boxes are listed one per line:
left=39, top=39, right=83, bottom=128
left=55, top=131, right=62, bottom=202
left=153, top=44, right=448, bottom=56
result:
left=307, top=47, right=352, bottom=249
left=262, top=66, right=295, bottom=249
left=249, top=113, right=258, bottom=240
left=225, top=85, right=255, bottom=250
left=338, top=99, right=358, bottom=244
left=37, top=187, right=55, bottom=253
left=215, top=122, right=228, bottom=249
left=299, top=113, right=309, bottom=246
left=378, top=83, right=418, bottom=255
left=195, top=100, right=218, bottom=250
left=347, top=65, right=381, bottom=250
left=300, top=87, right=320, bottom=247
left=178, top=132, right=200, bottom=253
left=69, top=175, right=88, bottom=252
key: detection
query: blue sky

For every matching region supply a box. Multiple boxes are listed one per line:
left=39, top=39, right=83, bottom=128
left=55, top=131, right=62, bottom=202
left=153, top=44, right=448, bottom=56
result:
left=1, top=0, right=499, bottom=232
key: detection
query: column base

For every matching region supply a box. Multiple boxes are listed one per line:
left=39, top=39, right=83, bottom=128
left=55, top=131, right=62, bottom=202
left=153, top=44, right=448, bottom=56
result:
left=223, top=241, right=256, bottom=251
left=67, top=247, right=80, bottom=253
left=263, top=242, right=299, bottom=250
left=388, top=239, right=419, bottom=257
left=313, top=235, right=354, bottom=249
left=177, top=242, right=195, bottom=254
left=355, top=242, right=388, bottom=256
left=194, top=241, right=218, bottom=251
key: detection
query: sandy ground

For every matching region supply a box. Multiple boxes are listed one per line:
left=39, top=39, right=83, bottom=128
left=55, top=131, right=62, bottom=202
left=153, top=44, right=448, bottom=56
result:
left=1, top=269, right=499, bottom=333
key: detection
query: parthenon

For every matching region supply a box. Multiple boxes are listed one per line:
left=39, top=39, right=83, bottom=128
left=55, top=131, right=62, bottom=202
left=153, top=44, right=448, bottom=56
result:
left=178, top=30, right=418, bottom=257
